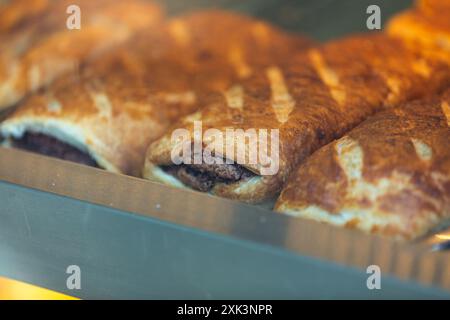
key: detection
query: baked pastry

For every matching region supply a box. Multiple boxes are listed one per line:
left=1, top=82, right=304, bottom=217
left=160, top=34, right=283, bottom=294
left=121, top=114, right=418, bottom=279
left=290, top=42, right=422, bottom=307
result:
left=275, top=89, right=450, bottom=240
left=0, top=10, right=312, bottom=176
left=387, top=0, right=450, bottom=64
left=144, top=33, right=450, bottom=203
left=417, top=0, right=450, bottom=18
left=0, top=0, right=163, bottom=110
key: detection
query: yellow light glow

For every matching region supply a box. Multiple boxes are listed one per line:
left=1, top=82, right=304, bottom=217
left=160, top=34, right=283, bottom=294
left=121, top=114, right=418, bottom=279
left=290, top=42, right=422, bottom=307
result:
left=435, top=234, right=450, bottom=241
left=0, top=277, right=78, bottom=300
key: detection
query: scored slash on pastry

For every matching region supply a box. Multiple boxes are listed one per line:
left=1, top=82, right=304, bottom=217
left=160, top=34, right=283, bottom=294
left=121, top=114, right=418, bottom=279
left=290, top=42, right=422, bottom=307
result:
left=266, top=66, right=295, bottom=124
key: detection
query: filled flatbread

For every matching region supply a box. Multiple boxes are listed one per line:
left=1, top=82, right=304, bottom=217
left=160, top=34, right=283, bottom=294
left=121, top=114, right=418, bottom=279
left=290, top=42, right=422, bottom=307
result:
left=144, top=34, right=450, bottom=203
left=276, top=89, right=450, bottom=240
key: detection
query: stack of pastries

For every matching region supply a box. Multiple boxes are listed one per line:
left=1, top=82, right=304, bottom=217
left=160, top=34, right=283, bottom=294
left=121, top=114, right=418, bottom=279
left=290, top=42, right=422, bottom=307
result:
left=0, top=0, right=449, bottom=241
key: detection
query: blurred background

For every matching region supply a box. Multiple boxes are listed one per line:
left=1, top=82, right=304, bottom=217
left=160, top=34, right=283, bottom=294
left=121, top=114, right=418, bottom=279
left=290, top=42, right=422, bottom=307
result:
left=154, top=0, right=412, bottom=40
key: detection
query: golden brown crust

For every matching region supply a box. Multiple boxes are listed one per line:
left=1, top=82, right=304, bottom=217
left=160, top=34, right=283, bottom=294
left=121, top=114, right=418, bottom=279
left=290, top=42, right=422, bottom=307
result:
left=417, top=0, right=450, bottom=29
left=276, top=89, right=450, bottom=240
left=145, top=33, right=450, bottom=203
left=0, top=0, right=163, bottom=110
left=1, top=10, right=313, bottom=176
left=387, top=0, right=450, bottom=65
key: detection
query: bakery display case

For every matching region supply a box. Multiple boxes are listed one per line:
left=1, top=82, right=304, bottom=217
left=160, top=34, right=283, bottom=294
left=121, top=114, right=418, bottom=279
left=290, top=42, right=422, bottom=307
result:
left=1, top=147, right=450, bottom=299
left=0, top=0, right=449, bottom=299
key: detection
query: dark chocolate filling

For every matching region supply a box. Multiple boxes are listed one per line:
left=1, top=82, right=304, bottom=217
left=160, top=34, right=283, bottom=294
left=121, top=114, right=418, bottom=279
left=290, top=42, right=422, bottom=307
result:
left=11, top=132, right=99, bottom=168
left=161, top=161, right=255, bottom=192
